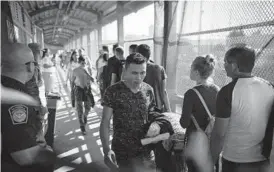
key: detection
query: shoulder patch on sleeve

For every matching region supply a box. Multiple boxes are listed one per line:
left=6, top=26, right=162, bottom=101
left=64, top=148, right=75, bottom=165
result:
left=8, top=105, right=28, bottom=125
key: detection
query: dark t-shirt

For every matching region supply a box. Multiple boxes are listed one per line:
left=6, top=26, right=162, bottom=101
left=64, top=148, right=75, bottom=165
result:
left=144, top=62, right=167, bottom=110
left=180, top=83, right=220, bottom=135
left=1, top=76, right=40, bottom=171
left=112, top=59, right=125, bottom=83
left=106, top=56, right=120, bottom=87
left=102, top=81, right=155, bottom=161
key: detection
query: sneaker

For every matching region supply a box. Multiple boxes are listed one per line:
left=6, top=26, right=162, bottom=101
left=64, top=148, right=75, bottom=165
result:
left=80, top=126, right=87, bottom=135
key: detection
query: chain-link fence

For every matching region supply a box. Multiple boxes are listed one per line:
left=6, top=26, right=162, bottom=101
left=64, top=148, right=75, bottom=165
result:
left=176, top=0, right=274, bottom=96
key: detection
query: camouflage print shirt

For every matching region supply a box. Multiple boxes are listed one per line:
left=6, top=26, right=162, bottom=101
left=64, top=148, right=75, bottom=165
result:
left=102, top=81, right=156, bottom=162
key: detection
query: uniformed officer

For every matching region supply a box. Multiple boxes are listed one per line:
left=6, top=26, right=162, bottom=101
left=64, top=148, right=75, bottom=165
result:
left=1, top=43, right=56, bottom=172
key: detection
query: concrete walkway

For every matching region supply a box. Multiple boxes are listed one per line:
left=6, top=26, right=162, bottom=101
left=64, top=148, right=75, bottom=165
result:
left=52, top=66, right=110, bottom=172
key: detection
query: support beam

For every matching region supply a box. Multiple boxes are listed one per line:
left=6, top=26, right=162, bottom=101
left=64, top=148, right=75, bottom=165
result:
left=43, top=26, right=76, bottom=33
left=163, top=1, right=180, bottom=112
left=29, top=4, right=58, bottom=16
left=52, top=1, right=64, bottom=39
left=117, top=2, right=124, bottom=46
left=97, top=13, right=103, bottom=48
left=28, top=1, right=36, bottom=11
left=30, top=3, right=101, bottom=17
left=86, top=32, right=91, bottom=58
left=72, top=1, right=80, bottom=9
left=44, top=32, right=71, bottom=37
left=77, top=6, right=100, bottom=15
left=80, top=30, right=83, bottom=48
left=42, top=24, right=91, bottom=30
left=35, top=16, right=92, bottom=25
left=44, top=35, right=70, bottom=40
left=43, top=28, right=75, bottom=35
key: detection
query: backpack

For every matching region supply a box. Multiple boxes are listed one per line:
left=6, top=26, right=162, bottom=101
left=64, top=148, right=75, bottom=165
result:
left=191, top=88, right=215, bottom=139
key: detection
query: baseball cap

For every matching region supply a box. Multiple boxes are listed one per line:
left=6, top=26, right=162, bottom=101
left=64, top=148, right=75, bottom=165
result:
left=1, top=43, right=35, bottom=66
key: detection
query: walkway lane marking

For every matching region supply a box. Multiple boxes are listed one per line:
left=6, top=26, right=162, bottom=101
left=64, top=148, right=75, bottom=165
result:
left=57, top=147, right=80, bottom=159
left=54, top=166, right=75, bottom=172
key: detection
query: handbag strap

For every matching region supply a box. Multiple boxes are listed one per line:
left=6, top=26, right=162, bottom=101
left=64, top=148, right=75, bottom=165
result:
left=191, top=115, right=201, bottom=130
left=192, top=88, right=213, bottom=119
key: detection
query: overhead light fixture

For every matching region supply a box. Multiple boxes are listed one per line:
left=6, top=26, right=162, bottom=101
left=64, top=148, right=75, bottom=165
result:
left=58, top=28, right=62, bottom=32
left=56, top=35, right=59, bottom=38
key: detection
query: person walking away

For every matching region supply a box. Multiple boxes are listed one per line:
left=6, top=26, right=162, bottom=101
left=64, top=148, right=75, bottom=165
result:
left=71, top=56, right=95, bottom=135
left=105, top=43, right=119, bottom=88
left=137, top=44, right=171, bottom=112
left=110, top=46, right=126, bottom=85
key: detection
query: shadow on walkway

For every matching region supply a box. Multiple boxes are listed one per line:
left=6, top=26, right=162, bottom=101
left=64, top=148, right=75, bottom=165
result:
left=53, top=67, right=109, bottom=172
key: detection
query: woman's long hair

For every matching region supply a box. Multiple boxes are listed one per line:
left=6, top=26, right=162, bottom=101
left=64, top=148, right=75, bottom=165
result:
left=102, top=53, right=109, bottom=62
left=70, top=51, right=77, bottom=63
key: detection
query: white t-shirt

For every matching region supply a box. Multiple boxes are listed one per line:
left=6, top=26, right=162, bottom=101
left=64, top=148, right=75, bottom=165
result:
left=41, top=56, right=55, bottom=73
left=217, top=77, right=274, bottom=162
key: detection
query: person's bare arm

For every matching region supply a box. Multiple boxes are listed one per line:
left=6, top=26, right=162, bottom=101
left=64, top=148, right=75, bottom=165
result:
left=111, top=73, right=117, bottom=86
left=210, top=88, right=231, bottom=164
left=161, top=78, right=171, bottom=112
left=100, top=106, right=113, bottom=154
left=210, top=118, right=229, bottom=163
left=66, top=64, right=71, bottom=83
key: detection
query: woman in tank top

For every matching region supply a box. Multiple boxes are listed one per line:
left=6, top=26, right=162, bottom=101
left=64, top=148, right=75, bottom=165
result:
left=41, top=48, right=55, bottom=94
left=180, top=55, right=220, bottom=172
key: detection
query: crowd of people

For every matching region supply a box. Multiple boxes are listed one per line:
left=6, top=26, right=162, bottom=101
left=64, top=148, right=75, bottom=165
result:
left=98, top=44, right=274, bottom=172
left=1, top=41, right=273, bottom=172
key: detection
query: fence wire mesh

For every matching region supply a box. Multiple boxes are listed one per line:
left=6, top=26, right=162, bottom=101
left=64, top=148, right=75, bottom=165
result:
left=176, top=0, right=274, bottom=96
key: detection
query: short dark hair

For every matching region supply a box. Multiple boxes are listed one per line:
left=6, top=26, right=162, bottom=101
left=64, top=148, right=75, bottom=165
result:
left=78, top=55, right=85, bottom=63
left=136, top=44, right=150, bottom=60
left=102, top=45, right=109, bottom=52
left=115, top=47, right=124, bottom=55
left=129, top=44, right=138, bottom=52
left=125, top=53, right=147, bottom=69
left=112, top=43, right=119, bottom=51
left=225, top=46, right=255, bottom=73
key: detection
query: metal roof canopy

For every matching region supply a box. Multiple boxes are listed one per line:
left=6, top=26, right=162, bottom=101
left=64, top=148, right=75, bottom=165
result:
left=22, top=1, right=152, bottom=46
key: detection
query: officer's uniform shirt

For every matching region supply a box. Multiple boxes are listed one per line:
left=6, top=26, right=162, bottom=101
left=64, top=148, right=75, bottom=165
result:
left=1, top=76, right=41, bottom=171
